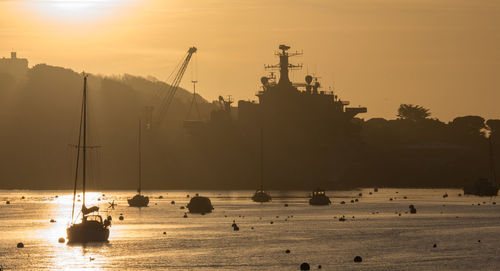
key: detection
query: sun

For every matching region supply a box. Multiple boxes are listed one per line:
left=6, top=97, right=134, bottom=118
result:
left=30, top=0, right=127, bottom=22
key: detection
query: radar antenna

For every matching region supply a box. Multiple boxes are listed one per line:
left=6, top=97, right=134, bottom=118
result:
left=264, top=44, right=302, bottom=86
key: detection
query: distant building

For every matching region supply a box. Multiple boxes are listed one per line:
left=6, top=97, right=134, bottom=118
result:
left=0, top=52, right=29, bottom=78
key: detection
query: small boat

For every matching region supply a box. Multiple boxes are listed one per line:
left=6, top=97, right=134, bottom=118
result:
left=187, top=195, right=214, bottom=213
left=128, top=119, right=149, bottom=207
left=252, top=189, right=272, bottom=203
left=309, top=188, right=331, bottom=205
left=464, top=137, right=498, bottom=197
left=252, top=128, right=271, bottom=202
left=67, top=75, right=110, bottom=243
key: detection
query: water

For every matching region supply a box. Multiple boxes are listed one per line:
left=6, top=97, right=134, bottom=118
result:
left=0, top=189, right=499, bottom=270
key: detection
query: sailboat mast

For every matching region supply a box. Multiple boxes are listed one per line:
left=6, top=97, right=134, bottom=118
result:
left=260, top=127, right=264, bottom=190
left=71, top=77, right=85, bottom=221
left=138, top=119, right=142, bottom=194
left=82, top=75, right=87, bottom=206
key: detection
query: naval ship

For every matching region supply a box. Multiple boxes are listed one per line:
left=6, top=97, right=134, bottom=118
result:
left=184, top=45, right=367, bottom=189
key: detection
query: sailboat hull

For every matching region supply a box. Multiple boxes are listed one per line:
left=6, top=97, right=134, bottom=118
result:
left=67, top=221, right=109, bottom=243
left=128, top=194, right=149, bottom=207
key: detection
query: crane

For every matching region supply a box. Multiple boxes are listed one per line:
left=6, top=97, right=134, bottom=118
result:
left=149, top=46, right=197, bottom=128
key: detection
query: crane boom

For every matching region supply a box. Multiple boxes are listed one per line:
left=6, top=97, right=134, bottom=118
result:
left=155, top=46, right=197, bottom=126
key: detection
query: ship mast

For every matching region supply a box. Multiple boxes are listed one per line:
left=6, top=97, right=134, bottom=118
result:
left=489, top=137, right=497, bottom=187
left=260, top=127, right=264, bottom=190
left=264, top=44, right=302, bottom=87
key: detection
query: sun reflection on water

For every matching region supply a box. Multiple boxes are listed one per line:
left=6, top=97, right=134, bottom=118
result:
left=33, top=191, right=114, bottom=270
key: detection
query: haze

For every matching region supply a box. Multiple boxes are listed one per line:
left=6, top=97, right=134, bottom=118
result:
left=1, top=0, right=499, bottom=121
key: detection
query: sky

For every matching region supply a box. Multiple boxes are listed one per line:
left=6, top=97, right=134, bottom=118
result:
left=1, top=0, right=499, bottom=121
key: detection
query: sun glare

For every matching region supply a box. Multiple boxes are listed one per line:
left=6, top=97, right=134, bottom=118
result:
left=31, top=0, right=128, bottom=22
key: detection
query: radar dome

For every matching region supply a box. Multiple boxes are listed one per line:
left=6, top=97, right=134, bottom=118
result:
left=305, top=75, right=313, bottom=84
left=260, top=76, right=269, bottom=85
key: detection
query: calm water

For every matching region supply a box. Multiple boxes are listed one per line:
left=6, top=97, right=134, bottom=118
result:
left=0, top=189, right=499, bottom=270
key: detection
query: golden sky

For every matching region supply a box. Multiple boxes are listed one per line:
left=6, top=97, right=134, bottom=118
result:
left=1, top=0, right=499, bottom=121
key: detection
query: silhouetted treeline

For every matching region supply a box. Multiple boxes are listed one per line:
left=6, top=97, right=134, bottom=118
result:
left=0, top=65, right=498, bottom=189
left=343, top=105, right=499, bottom=188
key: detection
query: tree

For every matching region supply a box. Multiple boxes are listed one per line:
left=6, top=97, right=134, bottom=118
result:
left=486, top=119, right=500, bottom=138
left=450, top=116, right=486, bottom=137
left=397, top=104, right=431, bottom=121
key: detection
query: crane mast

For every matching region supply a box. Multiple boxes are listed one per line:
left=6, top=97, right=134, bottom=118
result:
left=154, top=46, right=197, bottom=127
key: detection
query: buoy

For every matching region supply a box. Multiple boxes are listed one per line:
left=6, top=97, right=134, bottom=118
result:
left=354, top=256, right=362, bottom=262
left=119, top=215, right=124, bottom=221
left=300, top=262, right=310, bottom=270
left=285, top=249, right=290, bottom=254
left=50, top=219, right=56, bottom=223
left=17, top=242, right=24, bottom=248
left=58, top=237, right=65, bottom=243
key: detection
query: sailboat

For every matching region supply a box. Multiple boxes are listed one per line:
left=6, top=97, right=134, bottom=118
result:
left=128, top=119, right=149, bottom=207
left=464, top=137, right=499, bottom=196
left=252, top=128, right=272, bottom=203
left=67, top=75, right=110, bottom=243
